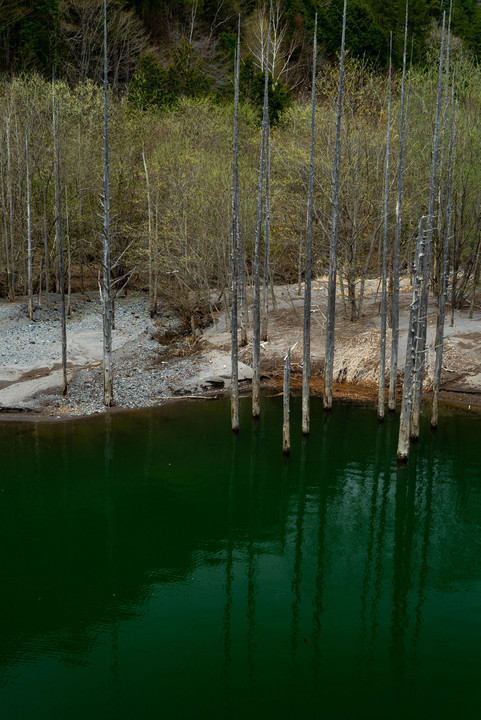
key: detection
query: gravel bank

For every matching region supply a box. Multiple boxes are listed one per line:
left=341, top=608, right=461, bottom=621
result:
left=0, top=293, right=211, bottom=417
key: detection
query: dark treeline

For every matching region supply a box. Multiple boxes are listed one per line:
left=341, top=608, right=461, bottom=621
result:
left=2, top=1, right=481, bottom=105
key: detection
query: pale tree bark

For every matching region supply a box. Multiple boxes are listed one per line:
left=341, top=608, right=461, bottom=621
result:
left=65, top=186, right=72, bottom=317
left=102, top=0, right=113, bottom=407
left=261, top=122, right=270, bottom=342
left=410, top=12, right=446, bottom=440
left=323, top=0, right=347, bottom=410
left=230, top=18, right=241, bottom=433
left=301, top=14, right=317, bottom=435
left=55, top=106, right=68, bottom=396
left=450, top=193, right=457, bottom=327
left=397, top=216, right=426, bottom=462
left=252, top=1, right=271, bottom=418
left=432, top=77, right=456, bottom=428
left=388, top=0, right=409, bottom=411
left=378, top=35, right=392, bottom=421
left=25, top=134, right=33, bottom=321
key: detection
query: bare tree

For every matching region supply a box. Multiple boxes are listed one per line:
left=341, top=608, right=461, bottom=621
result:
left=261, top=122, right=271, bottom=342
left=388, top=0, right=409, bottom=412
left=410, top=12, right=446, bottom=440
left=302, top=14, right=317, bottom=435
left=245, top=0, right=298, bottom=86
left=231, top=17, right=241, bottom=432
left=378, top=35, right=392, bottom=421
left=60, top=0, right=148, bottom=89
left=142, top=148, right=158, bottom=317
left=323, top=0, right=347, bottom=410
left=25, top=134, right=33, bottom=321
left=55, top=105, right=68, bottom=396
left=431, top=75, right=456, bottom=429
left=102, top=0, right=113, bottom=406
left=252, top=1, right=271, bottom=418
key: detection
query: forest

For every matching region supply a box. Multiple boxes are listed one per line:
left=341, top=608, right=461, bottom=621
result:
left=1, top=2, right=480, bottom=311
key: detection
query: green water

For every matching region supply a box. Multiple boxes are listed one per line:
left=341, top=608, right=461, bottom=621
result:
left=0, top=397, right=480, bottom=719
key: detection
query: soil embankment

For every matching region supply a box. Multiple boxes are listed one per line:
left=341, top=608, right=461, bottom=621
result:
left=1, top=281, right=480, bottom=419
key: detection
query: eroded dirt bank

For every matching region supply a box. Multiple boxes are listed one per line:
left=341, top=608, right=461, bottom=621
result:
left=1, top=280, right=480, bottom=420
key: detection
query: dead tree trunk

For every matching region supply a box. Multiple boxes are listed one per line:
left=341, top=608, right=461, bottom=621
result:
left=323, top=0, right=347, bottom=410
left=410, top=12, right=446, bottom=440
left=283, top=347, right=291, bottom=455
left=25, top=134, right=33, bottom=321
left=261, top=122, right=271, bottom=342
left=432, top=77, right=456, bottom=428
left=252, top=2, right=271, bottom=418
left=378, top=35, right=392, bottom=421
left=230, top=18, right=241, bottom=433
left=6, top=117, right=15, bottom=300
left=102, top=0, right=113, bottom=407
left=388, top=1, right=409, bottom=411
left=142, top=148, right=156, bottom=317
left=0, top=142, right=12, bottom=300
left=397, top=216, right=426, bottom=462
left=302, top=14, right=317, bottom=435
left=55, top=106, right=67, bottom=395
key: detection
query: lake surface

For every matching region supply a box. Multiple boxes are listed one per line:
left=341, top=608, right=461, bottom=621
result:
left=0, top=397, right=480, bottom=719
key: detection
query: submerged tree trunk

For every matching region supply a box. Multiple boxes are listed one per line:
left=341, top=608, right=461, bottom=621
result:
left=102, top=0, right=113, bottom=407
left=283, top=346, right=292, bottom=455
left=388, top=1, right=408, bottom=411
left=302, top=14, right=317, bottom=435
left=378, top=35, right=392, bottom=421
left=252, top=2, right=271, bottom=418
left=323, top=0, right=347, bottom=410
left=397, top=216, right=426, bottom=462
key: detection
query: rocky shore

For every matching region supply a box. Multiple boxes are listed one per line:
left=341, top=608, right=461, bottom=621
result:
left=1, top=282, right=480, bottom=419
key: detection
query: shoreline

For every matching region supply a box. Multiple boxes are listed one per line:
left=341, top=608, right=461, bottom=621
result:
left=1, top=376, right=480, bottom=424
left=2, top=284, right=481, bottom=422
